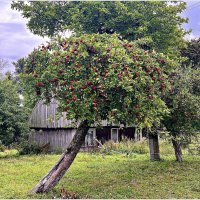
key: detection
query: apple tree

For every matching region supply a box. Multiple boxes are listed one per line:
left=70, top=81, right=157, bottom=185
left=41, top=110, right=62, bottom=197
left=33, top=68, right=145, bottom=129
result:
left=21, top=33, right=172, bottom=193
left=162, top=68, right=200, bottom=162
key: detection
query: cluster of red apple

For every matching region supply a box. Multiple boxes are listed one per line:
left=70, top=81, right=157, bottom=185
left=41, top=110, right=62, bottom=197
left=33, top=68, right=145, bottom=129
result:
left=31, top=34, right=168, bottom=122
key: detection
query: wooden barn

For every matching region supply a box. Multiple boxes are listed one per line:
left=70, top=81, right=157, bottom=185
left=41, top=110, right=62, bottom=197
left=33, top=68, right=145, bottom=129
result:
left=29, top=99, right=143, bottom=151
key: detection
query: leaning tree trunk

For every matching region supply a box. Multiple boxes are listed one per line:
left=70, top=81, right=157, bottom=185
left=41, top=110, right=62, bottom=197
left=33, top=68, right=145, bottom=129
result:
left=172, top=138, right=182, bottom=162
left=30, top=120, right=89, bottom=193
left=148, top=132, right=160, bottom=161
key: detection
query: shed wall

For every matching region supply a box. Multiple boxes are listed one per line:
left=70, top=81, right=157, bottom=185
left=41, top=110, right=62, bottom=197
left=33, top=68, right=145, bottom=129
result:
left=29, top=99, right=75, bottom=128
left=29, top=129, right=75, bottom=151
left=29, top=99, right=135, bottom=128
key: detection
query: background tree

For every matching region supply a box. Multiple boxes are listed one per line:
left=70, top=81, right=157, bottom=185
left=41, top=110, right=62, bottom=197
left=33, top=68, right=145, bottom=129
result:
left=0, top=73, right=29, bottom=146
left=13, top=57, right=39, bottom=109
left=162, top=67, right=200, bottom=162
left=22, top=33, right=172, bottom=193
left=11, top=1, right=188, bottom=56
left=181, top=38, right=200, bottom=69
left=14, top=58, right=27, bottom=74
left=161, top=38, right=200, bottom=162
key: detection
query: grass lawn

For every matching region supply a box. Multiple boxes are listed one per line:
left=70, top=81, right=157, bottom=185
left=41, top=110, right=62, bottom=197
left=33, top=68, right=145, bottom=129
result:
left=0, top=153, right=200, bottom=199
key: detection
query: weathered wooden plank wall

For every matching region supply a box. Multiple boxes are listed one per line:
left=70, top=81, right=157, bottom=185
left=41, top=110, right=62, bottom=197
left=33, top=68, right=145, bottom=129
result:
left=29, top=99, right=135, bottom=129
left=29, top=99, right=77, bottom=128
left=29, top=129, right=75, bottom=151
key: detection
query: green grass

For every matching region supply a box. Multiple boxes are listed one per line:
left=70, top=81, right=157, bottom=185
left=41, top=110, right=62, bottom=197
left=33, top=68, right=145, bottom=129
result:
left=0, top=153, right=200, bottom=199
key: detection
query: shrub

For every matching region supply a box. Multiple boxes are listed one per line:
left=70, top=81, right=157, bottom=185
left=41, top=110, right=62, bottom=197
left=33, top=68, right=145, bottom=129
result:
left=19, top=142, right=42, bottom=155
left=0, top=149, right=19, bottom=158
left=13, top=139, right=46, bottom=155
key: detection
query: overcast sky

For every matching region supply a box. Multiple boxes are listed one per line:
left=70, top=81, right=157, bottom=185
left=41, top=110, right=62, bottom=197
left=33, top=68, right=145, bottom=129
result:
left=1, top=1, right=200, bottom=73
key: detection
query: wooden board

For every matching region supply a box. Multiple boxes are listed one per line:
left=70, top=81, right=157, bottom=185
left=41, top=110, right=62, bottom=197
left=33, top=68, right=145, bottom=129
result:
left=29, top=99, right=136, bottom=128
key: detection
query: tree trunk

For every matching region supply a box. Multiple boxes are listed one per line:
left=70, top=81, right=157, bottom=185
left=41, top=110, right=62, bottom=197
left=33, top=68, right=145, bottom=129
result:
left=148, top=132, right=160, bottom=161
left=30, top=120, right=89, bottom=193
left=172, top=138, right=182, bottom=162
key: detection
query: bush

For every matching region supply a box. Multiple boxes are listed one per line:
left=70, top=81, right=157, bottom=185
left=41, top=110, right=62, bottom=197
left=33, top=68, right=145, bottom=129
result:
left=19, top=142, right=42, bottom=155
left=0, top=149, right=19, bottom=158
left=12, top=139, right=47, bottom=155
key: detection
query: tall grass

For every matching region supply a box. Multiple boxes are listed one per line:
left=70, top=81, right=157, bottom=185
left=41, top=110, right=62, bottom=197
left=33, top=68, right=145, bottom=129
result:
left=100, top=137, right=199, bottom=156
left=100, top=137, right=149, bottom=155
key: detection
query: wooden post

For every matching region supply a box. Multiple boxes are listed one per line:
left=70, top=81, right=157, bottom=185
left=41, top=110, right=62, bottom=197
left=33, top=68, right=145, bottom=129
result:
left=148, top=132, right=160, bottom=161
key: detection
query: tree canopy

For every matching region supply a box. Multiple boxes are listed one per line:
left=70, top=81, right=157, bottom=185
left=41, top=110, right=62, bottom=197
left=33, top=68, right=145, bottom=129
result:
left=163, top=38, right=200, bottom=144
left=163, top=67, right=200, bottom=143
left=181, top=38, right=200, bottom=69
left=21, top=33, right=172, bottom=128
left=11, top=1, right=188, bottom=55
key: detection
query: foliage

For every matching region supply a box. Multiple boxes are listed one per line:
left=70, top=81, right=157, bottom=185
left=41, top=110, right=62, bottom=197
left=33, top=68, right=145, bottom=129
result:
left=162, top=67, right=200, bottom=143
left=0, top=141, right=6, bottom=152
left=11, top=1, right=188, bottom=55
left=13, top=139, right=50, bottom=155
left=12, top=2, right=188, bottom=112
left=188, top=143, right=200, bottom=155
left=13, top=57, right=27, bottom=74
left=13, top=58, right=38, bottom=109
left=20, top=33, right=172, bottom=128
left=0, top=75, right=30, bottom=146
left=181, top=39, right=200, bottom=96
left=17, top=141, right=43, bottom=155
left=0, top=149, right=19, bottom=158
left=0, top=153, right=200, bottom=198
left=181, top=38, right=200, bottom=69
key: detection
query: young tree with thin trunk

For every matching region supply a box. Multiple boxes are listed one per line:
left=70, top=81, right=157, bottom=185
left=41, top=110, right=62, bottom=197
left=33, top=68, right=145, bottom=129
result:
left=163, top=67, right=200, bottom=162
left=21, top=33, right=171, bottom=193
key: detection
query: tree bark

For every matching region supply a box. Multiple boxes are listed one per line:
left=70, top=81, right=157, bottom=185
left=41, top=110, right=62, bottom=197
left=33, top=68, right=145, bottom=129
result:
left=172, top=138, right=182, bottom=162
left=148, top=132, right=160, bottom=161
left=30, top=120, right=89, bottom=193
